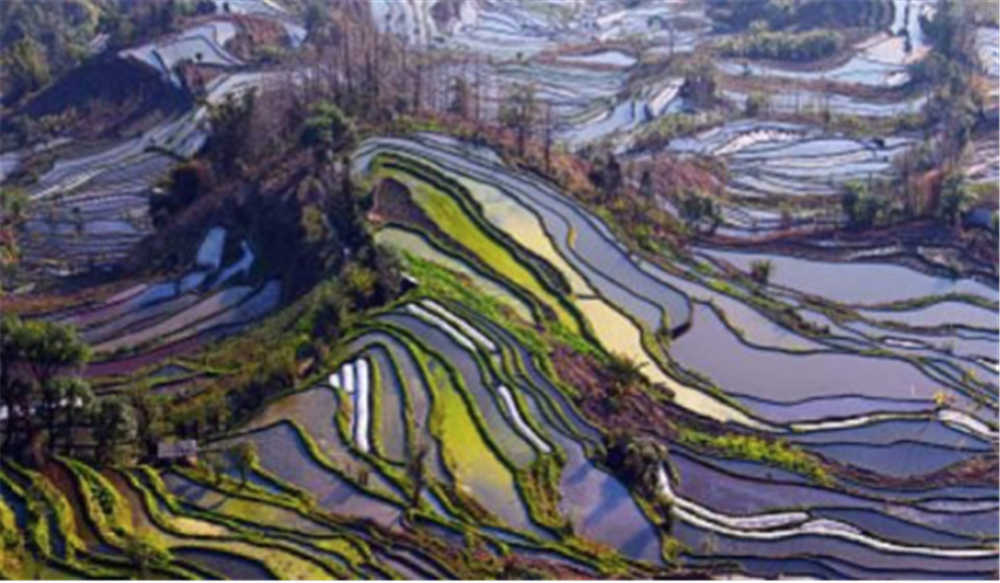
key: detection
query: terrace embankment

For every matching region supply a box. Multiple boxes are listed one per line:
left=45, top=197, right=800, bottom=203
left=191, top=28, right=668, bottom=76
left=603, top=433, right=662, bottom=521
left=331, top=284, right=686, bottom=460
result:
left=553, top=342, right=998, bottom=491
left=706, top=218, right=999, bottom=283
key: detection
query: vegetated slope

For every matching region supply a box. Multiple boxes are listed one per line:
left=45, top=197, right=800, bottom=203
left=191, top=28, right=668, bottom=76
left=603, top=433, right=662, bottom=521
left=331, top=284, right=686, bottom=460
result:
left=126, top=150, right=364, bottom=301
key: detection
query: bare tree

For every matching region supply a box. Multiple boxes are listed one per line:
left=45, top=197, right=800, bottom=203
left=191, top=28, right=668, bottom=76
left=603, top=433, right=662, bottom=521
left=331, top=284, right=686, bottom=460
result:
left=413, top=59, right=423, bottom=112
left=449, top=74, right=471, bottom=118
left=473, top=56, right=482, bottom=124
left=543, top=102, right=554, bottom=172
left=499, top=83, right=539, bottom=157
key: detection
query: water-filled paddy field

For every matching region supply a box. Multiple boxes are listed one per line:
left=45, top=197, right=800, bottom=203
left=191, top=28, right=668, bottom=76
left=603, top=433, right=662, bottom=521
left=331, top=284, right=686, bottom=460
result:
left=3, top=0, right=997, bottom=578
left=343, top=133, right=998, bottom=576
left=6, top=122, right=996, bottom=580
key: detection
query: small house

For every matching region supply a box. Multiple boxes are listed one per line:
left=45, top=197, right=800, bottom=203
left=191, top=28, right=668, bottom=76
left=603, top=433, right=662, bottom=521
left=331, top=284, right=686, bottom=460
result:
left=157, top=439, right=199, bottom=465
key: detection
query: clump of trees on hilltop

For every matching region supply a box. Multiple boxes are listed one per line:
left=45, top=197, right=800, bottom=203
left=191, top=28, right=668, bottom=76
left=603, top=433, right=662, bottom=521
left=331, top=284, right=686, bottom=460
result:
left=0, top=0, right=204, bottom=107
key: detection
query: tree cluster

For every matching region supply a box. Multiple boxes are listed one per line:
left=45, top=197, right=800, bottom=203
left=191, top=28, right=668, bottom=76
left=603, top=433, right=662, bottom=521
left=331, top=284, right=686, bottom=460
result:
left=150, top=160, right=215, bottom=228
left=935, top=171, right=976, bottom=228
left=920, top=0, right=976, bottom=66
left=744, top=91, right=771, bottom=116
left=603, top=431, right=670, bottom=501
left=99, top=0, right=188, bottom=53
left=1, top=316, right=134, bottom=467
left=840, top=181, right=887, bottom=231
left=719, top=26, right=843, bottom=62
left=205, top=89, right=259, bottom=176
left=678, top=190, right=721, bottom=234
left=587, top=153, right=624, bottom=201
left=0, top=38, right=50, bottom=105
left=0, top=0, right=115, bottom=105
left=299, top=101, right=356, bottom=164
left=678, top=58, right=718, bottom=108
left=707, top=0, right=889, bottom=32
left=910, top=1, right=986, bottom=164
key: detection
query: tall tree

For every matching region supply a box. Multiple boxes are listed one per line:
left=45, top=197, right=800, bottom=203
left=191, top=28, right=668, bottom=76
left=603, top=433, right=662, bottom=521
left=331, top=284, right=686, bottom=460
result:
left=126, top=382, right=166, bottom=461
left=639, top=168, right=654, bottom=199
left=231, top=441, right=258, bottom=487
left=412, top=60, right=423, bottom=112
left=207, top=89, right=257, bottom=175
left=91, top=397, right=137, bottom=466
left=39, top=379, right=65, bottom=455
left=59, top=377, right=93, bottom=456
left=923, top=0, right=974, bottom=62
left=0, top=315, right=20, bottom=458
left=604, top=154, right=623, bottom=199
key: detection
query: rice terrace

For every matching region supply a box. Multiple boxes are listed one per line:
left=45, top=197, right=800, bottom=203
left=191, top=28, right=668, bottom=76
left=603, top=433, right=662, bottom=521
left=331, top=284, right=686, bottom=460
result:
left=0, top=0, right=998, bottom=580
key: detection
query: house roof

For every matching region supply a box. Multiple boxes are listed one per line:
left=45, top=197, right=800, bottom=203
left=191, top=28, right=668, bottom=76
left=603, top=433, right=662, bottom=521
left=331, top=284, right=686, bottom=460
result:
left=157, top=439, right=199, bottom=459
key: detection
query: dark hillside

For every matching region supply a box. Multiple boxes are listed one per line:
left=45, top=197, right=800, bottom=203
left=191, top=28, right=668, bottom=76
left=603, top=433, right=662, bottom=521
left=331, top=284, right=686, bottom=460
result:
left=13, top=57, right=190, bottom=139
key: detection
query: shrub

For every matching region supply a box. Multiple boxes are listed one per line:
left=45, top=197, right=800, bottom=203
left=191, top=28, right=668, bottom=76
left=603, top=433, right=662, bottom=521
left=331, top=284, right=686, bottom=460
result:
left=840, top=181, right=886, bottom=230
left=749, top=259, right=773, bottom=284
left=678, top=427, right=832, bottom=485
left=342, top=262, right=378, bottom=309
left=150, top=160, right=214, bottom=226
left=744, top=91, right=770, bottom=116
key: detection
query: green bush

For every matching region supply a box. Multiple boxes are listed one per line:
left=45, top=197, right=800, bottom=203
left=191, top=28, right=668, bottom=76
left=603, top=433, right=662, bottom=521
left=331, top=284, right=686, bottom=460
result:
left=744, top=91, right=770, bottom=116
left=678, top=427, right=832, bottom=485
